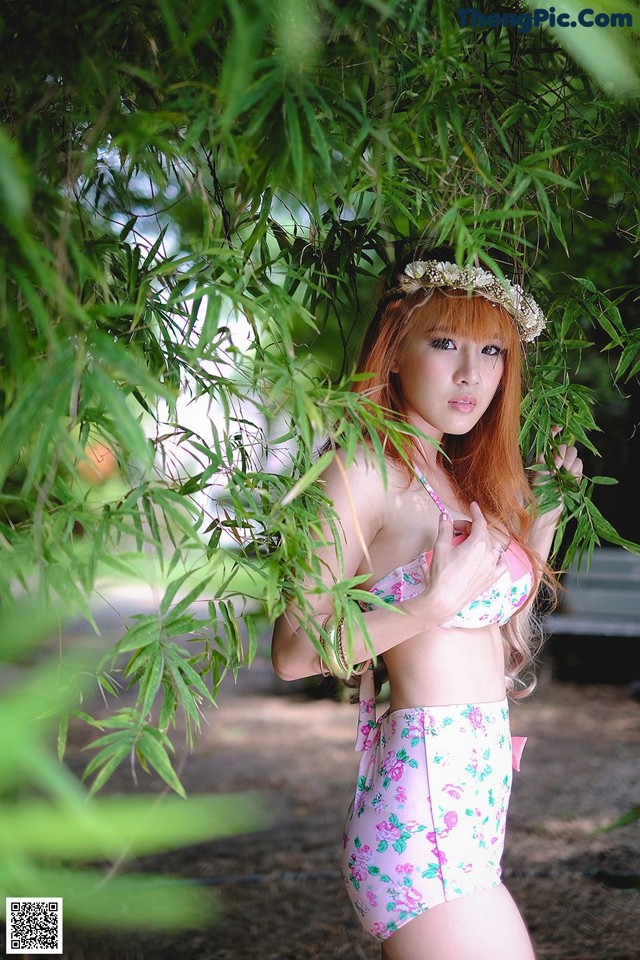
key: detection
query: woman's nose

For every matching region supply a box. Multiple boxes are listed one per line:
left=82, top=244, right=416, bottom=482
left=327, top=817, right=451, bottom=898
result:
left=455, top=353, right=480, bottom=384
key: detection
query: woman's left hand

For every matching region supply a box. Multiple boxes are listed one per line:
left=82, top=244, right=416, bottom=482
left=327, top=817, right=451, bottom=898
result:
left=532, top=425, right=583, bottom=487
left=547, top=425, right=583, bottom=483
left=531, top=426, right=583, bottom=530
left=528, top=427, right=583, bottom=560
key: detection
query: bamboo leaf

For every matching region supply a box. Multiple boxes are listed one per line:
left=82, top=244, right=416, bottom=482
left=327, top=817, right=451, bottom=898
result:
left=136, top=730, right=186, bottom=798
left=137, top=650, right=165, bottom=717
left=280, top=450, right=335, bottom=506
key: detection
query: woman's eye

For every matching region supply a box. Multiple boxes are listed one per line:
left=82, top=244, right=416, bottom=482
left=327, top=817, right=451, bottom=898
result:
left=483, top=344, right=505, bottom=357
left=430, top=337, right=455, bottom=350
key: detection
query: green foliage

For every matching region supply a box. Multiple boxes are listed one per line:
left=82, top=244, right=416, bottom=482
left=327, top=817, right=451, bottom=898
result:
left=598, top=806, right=640, bottom=831
left=1, top=0, right=640, bottom=804
left=0, top=596, right=269, bottom=930
left=524, top=0, right=640, bottom=97
left=521, top=275, right=640, bottom=566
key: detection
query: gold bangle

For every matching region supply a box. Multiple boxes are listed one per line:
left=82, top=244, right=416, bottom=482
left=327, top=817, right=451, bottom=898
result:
left=319, top=614, right=348, bottom=678
left=334, top=615, right=349, bottom=673
left=335, top=613, right=370, bottom=676
left=319, top=613, right=369, bottom=679
left=349, top=658, right=370, bottom=677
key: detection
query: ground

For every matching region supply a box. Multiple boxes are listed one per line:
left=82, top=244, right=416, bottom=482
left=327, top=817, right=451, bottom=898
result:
left=61, top=646, right=640, bottom=960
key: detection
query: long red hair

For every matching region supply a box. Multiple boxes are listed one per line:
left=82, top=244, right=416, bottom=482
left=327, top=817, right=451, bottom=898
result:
left=354, top=287, right=534, bottom=540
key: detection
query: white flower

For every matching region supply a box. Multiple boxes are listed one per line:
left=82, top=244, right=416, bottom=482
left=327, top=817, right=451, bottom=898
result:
left=437, top=262, right=461, bottom=284
left=404, top=260, right=428, bottom=279
left=502, top=289, right=518, bottom=309
left=470, top=268, right=494, bottom=288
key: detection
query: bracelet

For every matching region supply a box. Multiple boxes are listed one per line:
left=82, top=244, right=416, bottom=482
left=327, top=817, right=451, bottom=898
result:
left=335, top=614, right=370, bottom=676
left=319, top=614, right=348, bottom=678
left=319, top=613, right=369, bottom=679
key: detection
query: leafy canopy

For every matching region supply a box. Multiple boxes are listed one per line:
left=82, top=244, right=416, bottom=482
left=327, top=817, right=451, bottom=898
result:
left=1, top=0, right=639, bottom=794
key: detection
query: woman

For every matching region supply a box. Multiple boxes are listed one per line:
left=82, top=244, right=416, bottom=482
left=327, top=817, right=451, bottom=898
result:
left=271, top=255, right=582, bottom=960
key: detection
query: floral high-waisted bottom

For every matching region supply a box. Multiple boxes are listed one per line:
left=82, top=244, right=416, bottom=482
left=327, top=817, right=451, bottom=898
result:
left=341, top=691, right=522, bottom=942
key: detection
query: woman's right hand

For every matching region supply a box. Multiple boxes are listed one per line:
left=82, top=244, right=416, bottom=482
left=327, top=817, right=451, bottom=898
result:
left=417, top=502, right=508, bottom=625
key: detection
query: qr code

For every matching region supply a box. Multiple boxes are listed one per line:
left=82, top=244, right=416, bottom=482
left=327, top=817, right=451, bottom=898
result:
left=6, top=898, right=63, bottom=954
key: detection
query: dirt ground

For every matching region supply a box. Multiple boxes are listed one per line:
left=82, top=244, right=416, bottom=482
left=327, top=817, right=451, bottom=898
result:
left=60, top=642, right=640, bottom=960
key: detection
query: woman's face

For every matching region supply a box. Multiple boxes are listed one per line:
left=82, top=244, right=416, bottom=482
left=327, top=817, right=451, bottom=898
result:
left=394, top=327, right=506, bottom=440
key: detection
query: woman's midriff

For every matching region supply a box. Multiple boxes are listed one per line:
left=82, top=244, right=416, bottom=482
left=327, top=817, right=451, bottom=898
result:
left=382, top=623, right=507, bottom=712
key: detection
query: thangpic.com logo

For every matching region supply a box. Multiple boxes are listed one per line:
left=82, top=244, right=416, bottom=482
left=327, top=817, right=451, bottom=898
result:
left=455, top=7, right=633, bottom=33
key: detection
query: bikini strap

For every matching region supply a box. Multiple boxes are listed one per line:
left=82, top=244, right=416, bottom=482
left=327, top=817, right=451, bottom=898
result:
left=355, top=662, right=377, bottom=752
left=412, top=467, right=449, bottom=516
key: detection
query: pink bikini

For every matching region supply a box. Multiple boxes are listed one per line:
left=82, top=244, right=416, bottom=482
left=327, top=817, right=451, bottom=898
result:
left=361, top=471, right=533, bottom=627
left=341, top=472, right=533, bottom=942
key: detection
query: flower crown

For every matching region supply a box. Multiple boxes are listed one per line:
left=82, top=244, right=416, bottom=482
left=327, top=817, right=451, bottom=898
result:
left=395, top=260, right=546, bottom=342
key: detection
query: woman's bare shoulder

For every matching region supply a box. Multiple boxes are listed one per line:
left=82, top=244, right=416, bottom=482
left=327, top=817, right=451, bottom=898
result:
left=320, top=445, right=405, bottom=504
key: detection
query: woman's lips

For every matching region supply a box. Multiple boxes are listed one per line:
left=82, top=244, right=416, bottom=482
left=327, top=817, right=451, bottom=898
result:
left=448, top=398, right=477, bottom=412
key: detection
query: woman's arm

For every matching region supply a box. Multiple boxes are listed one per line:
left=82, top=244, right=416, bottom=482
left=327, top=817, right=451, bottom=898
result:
left=271, top=449, right=431, bottom=681
left=272, top=451, right=511, bottom=681
left=527, top=505, right=563, bottom=567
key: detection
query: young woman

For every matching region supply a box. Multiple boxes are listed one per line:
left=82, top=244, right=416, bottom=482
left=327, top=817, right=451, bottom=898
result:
left=271, top=256, right=582, bottom=960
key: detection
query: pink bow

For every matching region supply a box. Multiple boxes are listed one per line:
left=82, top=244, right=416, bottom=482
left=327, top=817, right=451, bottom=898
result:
left=512, top=736, right=527, bottom=772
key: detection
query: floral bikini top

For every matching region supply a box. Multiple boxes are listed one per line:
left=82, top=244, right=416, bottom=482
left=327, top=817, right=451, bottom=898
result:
left=361, top=471, right=534, bottom=629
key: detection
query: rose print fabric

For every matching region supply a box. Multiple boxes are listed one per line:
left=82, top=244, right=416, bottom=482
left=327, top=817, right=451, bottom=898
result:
left=361, top=537, right=533, bottom=629
left=341, top=670, right=520, bottom=942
